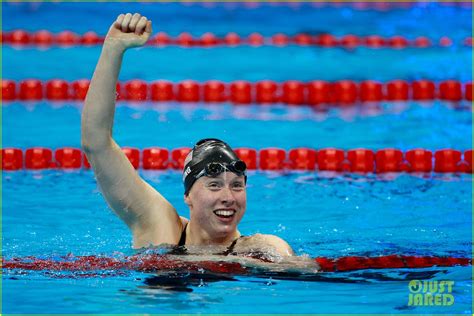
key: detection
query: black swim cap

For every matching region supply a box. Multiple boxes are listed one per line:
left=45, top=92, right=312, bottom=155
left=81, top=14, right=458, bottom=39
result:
left=183, top=138, right=247, bottom=195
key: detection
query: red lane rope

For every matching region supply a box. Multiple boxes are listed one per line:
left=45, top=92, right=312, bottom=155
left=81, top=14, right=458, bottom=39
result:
left=173, top=1, right=472, bottom=10
left=3, top=30, right=472, bottom=48
left=6, top=1, right=470, bottom=11
left=2, top=30, right=472, bottom=49
left=2, top=147, right=472, bottom=173
left=2, top=79, right=472, bottom=104
left=2, top=255, right=471, bottom=274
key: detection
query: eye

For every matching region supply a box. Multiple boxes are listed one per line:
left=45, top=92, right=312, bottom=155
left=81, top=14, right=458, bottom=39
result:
left=232, top=182, right=245, bottom=190
left=207, top=182, right=222, bottom=190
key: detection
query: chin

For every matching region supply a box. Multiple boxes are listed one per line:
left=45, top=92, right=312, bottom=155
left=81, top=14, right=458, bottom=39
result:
left=214, top=223, right=235, bottom=235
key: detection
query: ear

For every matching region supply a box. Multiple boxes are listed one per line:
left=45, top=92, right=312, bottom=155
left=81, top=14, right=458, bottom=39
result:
left=184, top=193, right=192, bottom=206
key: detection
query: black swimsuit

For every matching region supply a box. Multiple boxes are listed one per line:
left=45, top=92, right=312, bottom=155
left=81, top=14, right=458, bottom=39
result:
left=170, top=223, right=242, bottom=256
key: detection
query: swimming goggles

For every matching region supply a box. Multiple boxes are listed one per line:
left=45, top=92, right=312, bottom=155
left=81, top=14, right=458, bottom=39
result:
left=196, top=160, right=247, bottom=178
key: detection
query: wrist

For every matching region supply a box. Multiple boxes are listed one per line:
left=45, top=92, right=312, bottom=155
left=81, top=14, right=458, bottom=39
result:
left=103, top=38, right=127, bottom=55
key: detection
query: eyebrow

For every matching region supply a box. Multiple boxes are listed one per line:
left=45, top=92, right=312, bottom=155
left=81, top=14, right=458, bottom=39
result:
left=205, top=178, right=223, bottom=184
left=205, top=177, right=244, bottom=184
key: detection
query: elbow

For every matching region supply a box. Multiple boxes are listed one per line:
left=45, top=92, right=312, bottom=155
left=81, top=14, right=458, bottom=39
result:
left=81, top=117, right=112, bottom=154
left=81, top=111, right=93, bottom=153
left=81, top=129, right=111, bottom=154
left=81, top=138, right=93, bottom=155
left=80, top=125, right=95, bottom=154
left=81, top=137, right=97, bottom=157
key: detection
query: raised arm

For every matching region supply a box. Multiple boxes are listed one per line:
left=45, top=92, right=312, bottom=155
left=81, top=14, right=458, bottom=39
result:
left=81, top=13, right=183, bottom=248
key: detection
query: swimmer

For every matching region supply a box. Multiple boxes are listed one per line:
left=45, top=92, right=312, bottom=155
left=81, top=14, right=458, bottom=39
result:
left=81, top=13, right=313, bottom=266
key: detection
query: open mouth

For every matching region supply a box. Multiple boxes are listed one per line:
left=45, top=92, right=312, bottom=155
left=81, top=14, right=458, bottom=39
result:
left=213, top=209, right=236, bottom=219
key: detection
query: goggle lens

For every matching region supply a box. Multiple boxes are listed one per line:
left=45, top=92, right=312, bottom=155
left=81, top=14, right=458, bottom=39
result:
left=204, top=161, right=247, bottom=177
left=232, top=160, right=247, bottom=174
left=206, top=162, right=225, bottom=176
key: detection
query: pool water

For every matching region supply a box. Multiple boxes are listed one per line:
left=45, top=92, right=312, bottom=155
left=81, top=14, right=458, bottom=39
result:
left=2, top=101, right=472, bottom=150
left=2, top=169, right=472, bottom=313
left=2, top=1, right=472, bottom=314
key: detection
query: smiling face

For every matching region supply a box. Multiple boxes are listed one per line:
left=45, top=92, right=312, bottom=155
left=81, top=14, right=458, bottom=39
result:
left=184, top=172, right=247, bottom=242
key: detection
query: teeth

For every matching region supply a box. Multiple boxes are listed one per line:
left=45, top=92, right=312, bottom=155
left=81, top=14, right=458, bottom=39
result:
left=214, top=210, right=235, bottom=216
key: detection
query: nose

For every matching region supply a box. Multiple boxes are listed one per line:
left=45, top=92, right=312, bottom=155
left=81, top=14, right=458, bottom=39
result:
left=219, top=186, right=236, bottom=206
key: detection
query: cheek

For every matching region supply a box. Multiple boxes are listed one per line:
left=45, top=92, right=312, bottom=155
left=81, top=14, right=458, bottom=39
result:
left=236, top=193, right=246, bottom=222
left=192, top=199, right=210, bottom=225
left=192, top=192, right=217, bottom=213
left=237, top=191, right=247, bottom=208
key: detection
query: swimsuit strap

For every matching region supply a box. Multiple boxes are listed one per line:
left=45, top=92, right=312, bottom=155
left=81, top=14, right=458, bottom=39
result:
left=220, top=235, right=245, bottom=256
left=178, top=223, right=188, bottom=247
left=167, top=223, right=188, bottom=255
left=175, top=223, right=243, bottom=256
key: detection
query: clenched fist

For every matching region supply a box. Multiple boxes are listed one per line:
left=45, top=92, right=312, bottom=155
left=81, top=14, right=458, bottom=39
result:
left=105, top=13, right=152, bottom=51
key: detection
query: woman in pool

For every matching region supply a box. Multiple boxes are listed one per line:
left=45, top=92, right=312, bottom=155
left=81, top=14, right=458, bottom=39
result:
left=81, top=13, right=294, bottom=258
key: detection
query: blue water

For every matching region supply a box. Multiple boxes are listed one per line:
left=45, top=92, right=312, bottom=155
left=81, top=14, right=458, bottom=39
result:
left=2, top=101, right=472, bottom=150
left=2, top=2, right=472, bottom=314
left=2, top=170, right=473, bottom=313
left=3, top=2, right=472, bottom=40
left=4, top=45, right=472, bottom=83
left=3, top=170, right=472, bottom=258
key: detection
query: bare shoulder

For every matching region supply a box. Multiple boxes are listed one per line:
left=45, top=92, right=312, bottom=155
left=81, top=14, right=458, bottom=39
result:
left=240, top=233, right=295, bottom=256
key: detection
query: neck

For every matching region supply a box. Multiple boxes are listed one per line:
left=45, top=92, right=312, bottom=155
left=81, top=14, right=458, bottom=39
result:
left=186, top=222, right=240, bottom=246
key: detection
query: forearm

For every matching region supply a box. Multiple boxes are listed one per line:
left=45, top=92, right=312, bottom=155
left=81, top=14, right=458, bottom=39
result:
left=81, top=41, right=125, bottom=152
